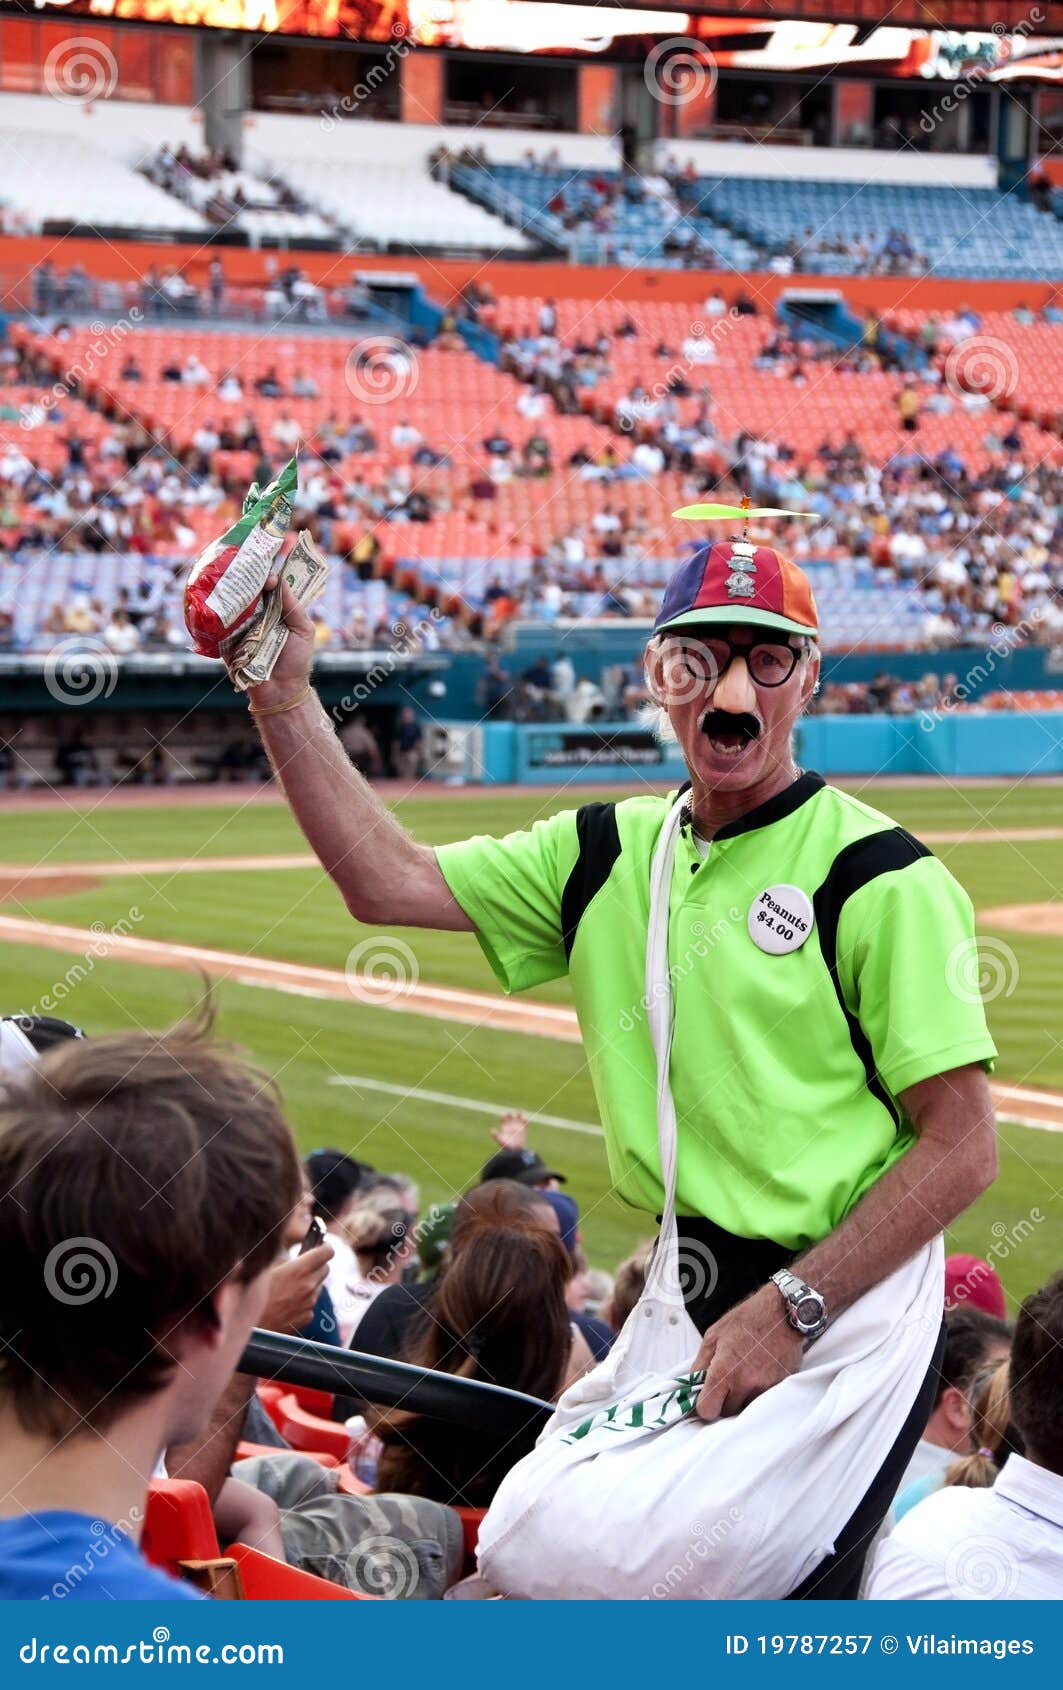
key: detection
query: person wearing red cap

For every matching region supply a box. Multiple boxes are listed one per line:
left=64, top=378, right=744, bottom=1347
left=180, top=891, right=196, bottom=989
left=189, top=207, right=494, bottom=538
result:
left=244, top=533, right=998, bottom=1600
left=944, top=1252, right=1008, bottom=1320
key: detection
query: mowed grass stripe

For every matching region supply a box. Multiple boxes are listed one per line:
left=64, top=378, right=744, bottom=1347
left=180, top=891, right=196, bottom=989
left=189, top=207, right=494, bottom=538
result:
left=6, top=826, right=1063, bottom=1084
left=1, top=782, right=1063, bottom=866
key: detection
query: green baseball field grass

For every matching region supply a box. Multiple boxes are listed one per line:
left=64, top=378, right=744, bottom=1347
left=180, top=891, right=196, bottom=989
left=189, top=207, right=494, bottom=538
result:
left=0, top=778, right=1059, bottom=1305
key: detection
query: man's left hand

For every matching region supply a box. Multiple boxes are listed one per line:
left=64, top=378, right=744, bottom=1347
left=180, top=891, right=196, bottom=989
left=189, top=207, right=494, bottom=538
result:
left=694, top=1284, right=805, bottom=1422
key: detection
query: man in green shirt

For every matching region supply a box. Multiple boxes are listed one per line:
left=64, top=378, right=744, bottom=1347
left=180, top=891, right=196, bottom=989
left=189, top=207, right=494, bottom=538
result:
left=248, top=533, right=997, bottom=1597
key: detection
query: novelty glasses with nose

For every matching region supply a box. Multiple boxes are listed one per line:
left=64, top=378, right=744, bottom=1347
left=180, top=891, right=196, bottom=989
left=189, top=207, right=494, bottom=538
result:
left=659, top=631, right=806, bottom=692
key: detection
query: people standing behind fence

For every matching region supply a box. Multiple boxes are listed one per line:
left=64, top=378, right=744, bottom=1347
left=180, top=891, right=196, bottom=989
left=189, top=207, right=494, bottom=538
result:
left=393, top=706, right=424, bottom=780
left=869, top=1270, right=1063, bottom=1599
left=339, top=714, right=383, bottom=780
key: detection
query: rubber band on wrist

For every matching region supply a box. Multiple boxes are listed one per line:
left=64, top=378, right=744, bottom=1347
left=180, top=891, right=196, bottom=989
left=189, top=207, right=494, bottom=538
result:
left=248, top=684, right=313, bottom=719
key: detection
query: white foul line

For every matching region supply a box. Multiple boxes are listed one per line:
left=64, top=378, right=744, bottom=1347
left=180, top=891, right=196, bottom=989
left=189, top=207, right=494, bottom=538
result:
left=328, top=1074, right=602, bottom=1137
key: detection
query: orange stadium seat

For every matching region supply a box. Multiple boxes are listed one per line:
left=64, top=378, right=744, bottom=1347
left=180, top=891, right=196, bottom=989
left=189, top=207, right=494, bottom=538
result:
left=143, top=1478, right=369, bottom=1600
left=143, top=1479, right=221, bottom=1574
left=225, top=1542, right=368, bottom=1600
left=7, top=294, right=1060, bottom=651
left=255, top=1382, right=288, bottom=1430
left=286, top=1382, right=335, bottom=1417
left=234, top=1441, right=339, bottom=1468
left=273, top=1391, right=352, bottom=1461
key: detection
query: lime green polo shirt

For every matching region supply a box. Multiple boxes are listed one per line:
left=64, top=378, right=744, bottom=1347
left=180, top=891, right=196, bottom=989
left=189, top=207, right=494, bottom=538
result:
left=436, top=773, right=996, bottom=1251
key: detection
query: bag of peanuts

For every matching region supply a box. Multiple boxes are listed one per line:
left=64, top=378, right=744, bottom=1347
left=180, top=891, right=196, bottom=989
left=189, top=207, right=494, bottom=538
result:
left=183, top=456, right=298, bottom=661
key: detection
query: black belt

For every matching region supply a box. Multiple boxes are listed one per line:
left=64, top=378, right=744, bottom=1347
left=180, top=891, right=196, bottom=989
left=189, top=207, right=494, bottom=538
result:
left=658, top=1214, right=797, bottom=1336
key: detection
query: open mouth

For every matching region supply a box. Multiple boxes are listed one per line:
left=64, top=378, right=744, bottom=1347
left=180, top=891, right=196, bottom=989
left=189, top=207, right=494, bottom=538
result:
left=700, top=709, right=762, bottom=758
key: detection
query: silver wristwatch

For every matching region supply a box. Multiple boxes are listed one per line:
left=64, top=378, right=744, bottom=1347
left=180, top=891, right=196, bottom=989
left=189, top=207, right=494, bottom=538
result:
left=771, top=1268, right=828, bottom=1340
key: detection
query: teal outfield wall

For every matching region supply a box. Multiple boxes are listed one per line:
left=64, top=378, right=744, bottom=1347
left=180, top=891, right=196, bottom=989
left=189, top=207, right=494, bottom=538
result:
left=796, top=710, right=1063, bottom=778
left=474, top=712, right=1063, bottom=784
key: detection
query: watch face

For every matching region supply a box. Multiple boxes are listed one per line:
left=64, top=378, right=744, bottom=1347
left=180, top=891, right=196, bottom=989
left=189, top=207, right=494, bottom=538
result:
left=795, top=1294, right=823, bottom=1328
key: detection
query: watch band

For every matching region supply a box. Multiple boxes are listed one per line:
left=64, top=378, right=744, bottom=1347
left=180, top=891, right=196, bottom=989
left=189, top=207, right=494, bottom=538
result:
left=771, top=1268, right=828, bottom=1339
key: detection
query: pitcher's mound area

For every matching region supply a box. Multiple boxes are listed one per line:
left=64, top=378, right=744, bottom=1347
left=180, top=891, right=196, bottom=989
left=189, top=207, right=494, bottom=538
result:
left=982, top=903, right=1063, bottom=937
left=0, top=873, right=101, bottom=903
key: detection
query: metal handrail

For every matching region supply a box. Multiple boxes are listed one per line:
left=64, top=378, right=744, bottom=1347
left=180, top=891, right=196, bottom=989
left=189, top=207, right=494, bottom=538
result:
left=240, top=1329, right=553, bottom=1439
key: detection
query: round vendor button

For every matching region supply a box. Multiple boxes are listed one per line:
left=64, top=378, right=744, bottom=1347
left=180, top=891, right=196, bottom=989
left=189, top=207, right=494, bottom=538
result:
left=748, top=885, right=815, bottom=955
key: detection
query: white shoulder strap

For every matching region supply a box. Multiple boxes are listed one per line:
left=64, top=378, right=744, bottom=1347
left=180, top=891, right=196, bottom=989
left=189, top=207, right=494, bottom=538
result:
left=642, top=796, right=687, bottom=1300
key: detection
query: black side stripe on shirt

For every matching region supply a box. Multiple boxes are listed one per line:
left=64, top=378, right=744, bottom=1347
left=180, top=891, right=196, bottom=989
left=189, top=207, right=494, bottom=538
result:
left=560, top=802, right=622, bottom=962
left=813, top=826, right=932, bottom=1127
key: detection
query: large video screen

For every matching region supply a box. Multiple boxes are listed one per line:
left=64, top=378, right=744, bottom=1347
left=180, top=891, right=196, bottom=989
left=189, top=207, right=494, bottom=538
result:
left=4, top=1, right=1063, bottom=80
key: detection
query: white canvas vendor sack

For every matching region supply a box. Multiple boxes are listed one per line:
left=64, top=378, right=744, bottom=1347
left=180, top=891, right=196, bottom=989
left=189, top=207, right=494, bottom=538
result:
left=478, top=795, right=944, bottom=1600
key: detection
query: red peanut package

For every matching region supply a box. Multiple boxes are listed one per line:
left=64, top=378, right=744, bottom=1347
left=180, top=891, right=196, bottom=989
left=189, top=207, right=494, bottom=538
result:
left=183, top=456, right=298, bottom=659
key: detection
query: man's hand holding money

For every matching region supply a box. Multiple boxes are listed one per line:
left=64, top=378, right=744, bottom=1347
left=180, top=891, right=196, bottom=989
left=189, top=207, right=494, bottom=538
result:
left=223, top=530, right=329, bottom=692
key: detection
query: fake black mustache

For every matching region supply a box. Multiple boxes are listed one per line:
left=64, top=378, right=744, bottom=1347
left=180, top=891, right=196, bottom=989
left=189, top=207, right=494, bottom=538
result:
left=700, top=710, right=762, bottom=743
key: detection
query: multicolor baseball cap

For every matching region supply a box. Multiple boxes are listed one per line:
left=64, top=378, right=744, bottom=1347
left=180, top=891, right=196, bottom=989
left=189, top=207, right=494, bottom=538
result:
left=654, top=538, right=819, bottom=641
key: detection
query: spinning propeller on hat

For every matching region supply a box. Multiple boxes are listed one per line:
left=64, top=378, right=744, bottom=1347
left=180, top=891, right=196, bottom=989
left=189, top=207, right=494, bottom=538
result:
left=654, top=497, right=820, bottom=639
left=672, top=495, right=817, bottom=539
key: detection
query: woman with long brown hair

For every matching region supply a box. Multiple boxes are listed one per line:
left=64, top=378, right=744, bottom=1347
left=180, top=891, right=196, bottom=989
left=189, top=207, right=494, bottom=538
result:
left=370, top=1209, right=574, bottom=1507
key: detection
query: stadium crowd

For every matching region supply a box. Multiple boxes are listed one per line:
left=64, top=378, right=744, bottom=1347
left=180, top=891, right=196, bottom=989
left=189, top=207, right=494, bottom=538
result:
left=478, top=656, right=974, bottom=726
left=497, top=303, right=1063, bottom=646
left=448, top=146, right=932, bottom=277
left=0, top=1009, right=1059, bottom=1600
left=141, top=144, right=314, bottom=235
left=5, top=312, right=1063, bottom=658
left=30, top=258, right=374, bottom=327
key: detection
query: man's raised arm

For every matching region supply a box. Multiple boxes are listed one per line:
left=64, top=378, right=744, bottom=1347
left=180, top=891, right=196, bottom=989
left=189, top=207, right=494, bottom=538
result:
left=246, top=580, right=473, bottom=932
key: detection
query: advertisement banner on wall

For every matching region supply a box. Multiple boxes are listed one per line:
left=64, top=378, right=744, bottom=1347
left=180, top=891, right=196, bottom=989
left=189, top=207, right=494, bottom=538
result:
left=3, top=2, right=1062, bottom=78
